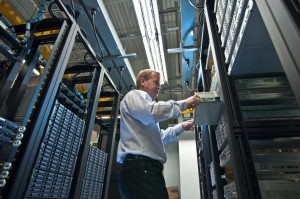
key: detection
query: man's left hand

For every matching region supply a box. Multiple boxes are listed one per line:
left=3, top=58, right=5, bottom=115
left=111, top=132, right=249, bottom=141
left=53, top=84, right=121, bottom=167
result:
left=181, top=119, right=195, bottom=131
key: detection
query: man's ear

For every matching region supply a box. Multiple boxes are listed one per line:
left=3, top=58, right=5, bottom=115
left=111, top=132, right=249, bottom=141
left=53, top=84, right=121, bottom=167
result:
left=140, top=77, right=146, bottom=87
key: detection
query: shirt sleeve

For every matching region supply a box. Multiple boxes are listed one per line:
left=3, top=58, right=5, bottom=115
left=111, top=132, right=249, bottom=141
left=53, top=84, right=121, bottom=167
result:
left=123, top=90, right=187, bottom=125
left=161, top=124, right=184, bottom=144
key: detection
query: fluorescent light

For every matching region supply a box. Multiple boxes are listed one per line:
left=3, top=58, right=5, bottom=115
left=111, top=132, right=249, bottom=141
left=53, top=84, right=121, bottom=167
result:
left=118, top=53, right=137, bottom=58
left=143, top=36, right=155, bottom=69
left=102, top=53, right=137, bottom=60
left=100, top=115, right=121, bottom=119
left=166, top=27, right=180, bottom=32
left=167, top=47, right=199, bottom=54
left=33, top=68, right=40, bottom=75
left=133, top=0, right=168, bottom=84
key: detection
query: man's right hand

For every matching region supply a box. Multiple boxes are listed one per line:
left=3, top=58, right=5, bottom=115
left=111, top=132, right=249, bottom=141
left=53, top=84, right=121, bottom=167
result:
left=185, top=94, right=201, bottom=109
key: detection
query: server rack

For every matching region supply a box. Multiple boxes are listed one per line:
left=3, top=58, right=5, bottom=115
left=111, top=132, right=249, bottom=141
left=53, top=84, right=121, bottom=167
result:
left=0, top=1, right=121, bottom=198
left=195, top=0, right=300, bottom=199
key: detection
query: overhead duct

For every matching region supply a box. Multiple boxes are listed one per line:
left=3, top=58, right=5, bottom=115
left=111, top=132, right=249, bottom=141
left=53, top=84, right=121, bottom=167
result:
left=181, top=0, right=197, bottom=97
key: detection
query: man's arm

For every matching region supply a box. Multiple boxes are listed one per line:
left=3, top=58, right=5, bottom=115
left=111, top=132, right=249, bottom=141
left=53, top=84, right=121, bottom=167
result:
left=161, top=120, right=195, bottom=144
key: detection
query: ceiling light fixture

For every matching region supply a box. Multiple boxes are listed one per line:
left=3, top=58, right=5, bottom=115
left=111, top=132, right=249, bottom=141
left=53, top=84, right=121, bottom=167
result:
left=133, top=0, right=168, bottom=84
left=33, top=68, right=40, bottom=76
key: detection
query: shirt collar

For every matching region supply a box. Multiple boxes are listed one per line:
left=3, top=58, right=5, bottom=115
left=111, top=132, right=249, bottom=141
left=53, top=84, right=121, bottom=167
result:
left=135, top=90, right=153, bottom=102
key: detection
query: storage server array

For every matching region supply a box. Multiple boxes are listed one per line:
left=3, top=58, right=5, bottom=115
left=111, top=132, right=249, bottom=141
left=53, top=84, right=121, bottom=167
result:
left=220, top=0, right=237, bottom=47
left=223, top=0, right=248, bottom=64
left=214, top=115, right=237, bottom=198
left=215, top=115, right=228, bottom=151
left=24, top=170, right=73, bottom=199
left=0, top=117, right=25, bottom=147
left=215, top=0, right=228, bottom=34
left=259, top=181, right=300, bottom=199
left=58, top=84, right=86, bottom=114
left=223, top=181, right=238, bottom=199
left=219, top=145, right=231, bottom=168
left=210, top=162, right=216, bottom=186
left=251, top=140, right=300, bottom=199
left=0, top=161, right=11, bottom=188
left=212, top=189, right=217, bottom=199
left=228, top=0, right=254, bottom=73
left=25, top=86, right=86, bottom=198
left=0, top=117, right=25, bottom=189
left=200, top=0, right=300, bottom=198
left=80, top=145, right=108, bottom=199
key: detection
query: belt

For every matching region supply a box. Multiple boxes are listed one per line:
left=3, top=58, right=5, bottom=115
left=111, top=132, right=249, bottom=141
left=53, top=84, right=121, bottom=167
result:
left=124, top=154, right=163, bottom=170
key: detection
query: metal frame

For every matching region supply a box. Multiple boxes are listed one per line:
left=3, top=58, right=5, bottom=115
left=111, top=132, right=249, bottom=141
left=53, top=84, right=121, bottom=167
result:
left=70, top=17, right=121, bottom=198
left=3, top=20, right=70, bottom=164
left=200, top=125, right=213, bottom=198
left=241, top=120, right=300, bottom=139
left=0, top=44, right=28, bottom=106
left=0, top=61, right=21, bottom=104
left=199, top=153, right=209, bottom=199
left=7, top=20, right=78, bottom=199
left=0, top=44, right=42, bottom=119
left=255, top=0, right=300, bottom=105
left=58, top=0, right=135, bottom=95
left=202, top=1, right=260, bottom=198
left=2, top=1, right=122, bottom=199
left=71, top=66, right=105, bottom=198
left=0, top=25, right=23, bottom=52
left=199, top=19, right=211, bottom=92
left=208, top=125, right=224, bottom=199
left=102, top=93, right=120, bottom=199
left=199, top=1, right=300, bottom=198
left=197, top=0, right=300, bottom=198
left=195, top=127, right=201, bottom=186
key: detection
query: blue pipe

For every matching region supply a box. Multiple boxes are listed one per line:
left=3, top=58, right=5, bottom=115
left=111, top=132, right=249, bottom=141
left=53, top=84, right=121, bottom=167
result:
left=21, top=0, right=45, bottom=44
left=181, top=0, right=196, bottom=96
left=0, top=14, right=16, bottom=37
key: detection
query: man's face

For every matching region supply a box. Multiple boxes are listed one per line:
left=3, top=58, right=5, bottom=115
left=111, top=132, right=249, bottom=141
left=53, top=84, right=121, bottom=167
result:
left=141, top=72, right=161, bottom=100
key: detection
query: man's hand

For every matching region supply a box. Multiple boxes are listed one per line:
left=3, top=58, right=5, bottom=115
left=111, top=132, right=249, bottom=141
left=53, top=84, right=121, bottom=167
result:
left=181, top=119, right=195, bottom=131
left=185, top=94, right=201, bottom=109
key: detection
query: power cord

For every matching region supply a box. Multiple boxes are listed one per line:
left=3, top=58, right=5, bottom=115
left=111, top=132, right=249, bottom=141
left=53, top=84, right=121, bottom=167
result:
left=91, top=9, right=104, bottom=62
left=48, top=2, right=64, bottom=20
left=187, top=59, right=200, bottom=70
left=188, top=0, right=204, bottom=26
left=185, top=81, right=197, bottom=92
left=84, top=52, right=93, bottom=65
left=198, top=9, right=204, bottom=26
left=118, top=66, right=125, bottom=92
left=188, top=0, right=204, bottom=9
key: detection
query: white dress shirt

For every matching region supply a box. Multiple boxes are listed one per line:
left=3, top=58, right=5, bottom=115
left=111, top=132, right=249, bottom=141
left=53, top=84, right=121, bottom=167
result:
left=117, top=90, right=188, bottom=164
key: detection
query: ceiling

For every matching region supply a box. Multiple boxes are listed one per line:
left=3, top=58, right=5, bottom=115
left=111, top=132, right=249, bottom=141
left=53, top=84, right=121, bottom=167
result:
left=102, top=0, right=203, bottom=100
left=5, top=0, right=203, bottom=101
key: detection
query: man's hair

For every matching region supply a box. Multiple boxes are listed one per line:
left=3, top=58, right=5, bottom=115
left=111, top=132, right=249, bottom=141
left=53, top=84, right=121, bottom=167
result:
left=136, top=69, right=160, bottom=89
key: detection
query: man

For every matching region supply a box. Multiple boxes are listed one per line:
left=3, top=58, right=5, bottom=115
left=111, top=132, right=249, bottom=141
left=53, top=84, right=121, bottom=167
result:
left=117, top=69, right=201, bottom=199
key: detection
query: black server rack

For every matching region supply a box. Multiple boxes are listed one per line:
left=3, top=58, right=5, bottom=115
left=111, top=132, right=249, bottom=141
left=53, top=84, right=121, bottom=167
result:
left=0, top=1, right=121, bottom=198
left=80, top=145, right=108, bottom=199
left=195, top=0, right=300, bottom=199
